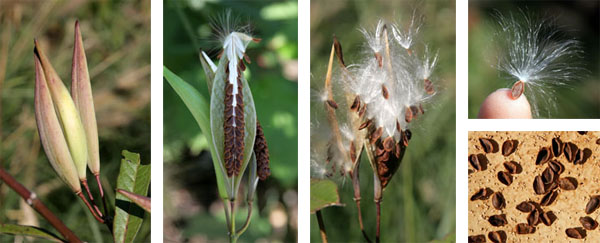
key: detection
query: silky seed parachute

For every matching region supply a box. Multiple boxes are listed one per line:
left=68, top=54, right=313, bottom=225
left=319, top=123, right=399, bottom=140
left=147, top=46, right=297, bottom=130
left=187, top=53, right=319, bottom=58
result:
left=492, top=10, right=583, bottom=118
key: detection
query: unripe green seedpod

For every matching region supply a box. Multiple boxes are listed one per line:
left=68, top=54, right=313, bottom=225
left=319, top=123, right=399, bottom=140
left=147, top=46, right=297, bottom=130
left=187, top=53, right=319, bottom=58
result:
left=34, top=52, right=82, bottom=193
left=71, top=21, right=100, bottom=176
left=34, top=40, right=89, bottom=182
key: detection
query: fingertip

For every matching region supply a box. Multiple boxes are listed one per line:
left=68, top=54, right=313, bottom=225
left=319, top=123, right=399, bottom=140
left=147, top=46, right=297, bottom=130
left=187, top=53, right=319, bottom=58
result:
left=478, top=88, right=532, bottom=119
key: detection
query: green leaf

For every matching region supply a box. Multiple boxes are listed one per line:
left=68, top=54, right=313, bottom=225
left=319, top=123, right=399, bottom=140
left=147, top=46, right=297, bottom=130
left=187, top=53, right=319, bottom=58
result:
left=310, top=178, right=344, bottom=213
left=0, top=224, right=64, bottom=242
left=210, top=55, right=257, bottom=199
left=164, top=66, right=229, bottom=199
left=113, top=150, right=150, bottom=243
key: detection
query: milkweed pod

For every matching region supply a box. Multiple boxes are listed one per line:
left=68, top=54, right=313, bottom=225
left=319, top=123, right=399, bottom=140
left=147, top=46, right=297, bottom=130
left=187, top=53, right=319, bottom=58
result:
left=34, top=53, right=81, bottom=193
left=34, top=40, right=88, bottom=181
left=71, top=21, right=100, bottom=177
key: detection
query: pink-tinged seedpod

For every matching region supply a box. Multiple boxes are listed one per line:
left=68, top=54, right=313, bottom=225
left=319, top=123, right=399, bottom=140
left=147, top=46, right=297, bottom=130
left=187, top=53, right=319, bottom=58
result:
left=34, top=52, right=81, bottom=194
left=34, top=40, right=89, bottom=184
left=71, top=21, right=100, bottom=181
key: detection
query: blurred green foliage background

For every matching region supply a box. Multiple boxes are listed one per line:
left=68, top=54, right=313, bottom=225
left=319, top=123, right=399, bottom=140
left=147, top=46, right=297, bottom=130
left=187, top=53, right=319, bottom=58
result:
left=163, top=0, right=298, bottom=242
left=468, top=0, right=600, bottom=118
left=310, top=0, right=456, bottom=242
left=0, top=0, right=150, bottom=242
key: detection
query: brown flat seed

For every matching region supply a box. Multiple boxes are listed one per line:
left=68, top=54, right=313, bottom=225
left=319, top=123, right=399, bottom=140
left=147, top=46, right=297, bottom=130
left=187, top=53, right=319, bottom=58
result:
left=468, top=235, right=486, bottom=243
left=541, top=167, right=555, bottom=184
left=349, top=141, right=356, bottom=162
left=383, top=137, right=395, bottom=152
left=577, top=131, right=588, bottom=135
left=516, top=223, right=536, bottom=234
left=503, top=161, right=522, bottom=174
left=540, top=191, right=558, bottom=206
left=405, top=106, right=413, bottom=123
left=370, top=127, right=383, bottom=144
left=585, top=196, right=600, bottom=214
left=535, top=147, right=552, bottom=165
left=510, top=80, right=524, bottom=99
left=326, top=99, right=338, bottom=109
left=471, top=187, right=494, bottom=201
left=541, top=211, right=557, bottom=226
left=487, top=230, right=506, bottom=243
left=424, top=78, right=435, bottom=94
left=479, top=138, right=496, bottom=153
left=469, top=154, right=481, bottom=171
left=358, top=120, right=372, bottom=130
left=533, top=176, right=546, bottom=195
left=552, top=137, right=564, bottom=157
left=558, top=177, right=578, bottom=190
left=501, top=140, right=517, bottom=156
left=580, top=216, right=598, bottom=230
left=497, top=171, right=513, bottom=186
left=492, top=192, right=506, bottom=210
left=596, top=138, right=600, bottom=145
left=516, top=201, right=534, bottom=212
left=548, top=160, right=565, bottom=174
left=381, top=84, right=389, bottom=99
left=564, top=142, right=578, bottom=163
left=574, top=148, right=586, bottom=165
left=566, top=227, right=586, bottom=239
left=350, top=96, right=360, bottom=111
left=527, top=209, right=540, bottom=226
left=488, top=214, right=507, bottom=227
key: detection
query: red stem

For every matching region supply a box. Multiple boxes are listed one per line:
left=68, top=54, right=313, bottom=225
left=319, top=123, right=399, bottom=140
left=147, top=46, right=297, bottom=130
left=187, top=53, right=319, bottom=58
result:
left=0, top=169, right=82, bottom=243
left=76, top=192, right=104, bottom=223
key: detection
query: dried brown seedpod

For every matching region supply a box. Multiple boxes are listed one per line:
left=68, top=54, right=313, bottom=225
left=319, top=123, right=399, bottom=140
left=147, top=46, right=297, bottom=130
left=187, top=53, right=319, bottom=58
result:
left=535, top=147, right=552, bottom=165
left=503, top=161, right=521, bottom=174
left=515, top=223, right=536, bottom=234
left=558, top=177, right=578, bottom=190
left=501, top=140, right=517, bottom=156
left=487, top=230, right=506, bottom=243
left=488, top=214, right=507, bottom=227
left=471, top=188, right=494, bottom=201
left=497, top=171, right=513, bottom=186
left=468, top=235, right=486, bottom=243
left=579, top=216, right=598, bottom=230
left=565, top=227, right=586, bottom=239
left=492, top=192, right=505, bottom=210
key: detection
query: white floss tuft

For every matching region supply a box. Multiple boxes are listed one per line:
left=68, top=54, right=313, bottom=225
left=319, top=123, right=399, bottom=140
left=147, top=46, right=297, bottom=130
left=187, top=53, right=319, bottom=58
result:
left=493, top=10, right=583, bottom=117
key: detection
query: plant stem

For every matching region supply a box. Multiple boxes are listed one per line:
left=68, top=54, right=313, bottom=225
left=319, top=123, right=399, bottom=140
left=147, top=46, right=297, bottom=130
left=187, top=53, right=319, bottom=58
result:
left=316, top=210, right=328, bottom=243
left=76, top=193, right=104, bottom=223
left=229, top=199, right=237, bottom=243
left=0, top=169, right=82, bottom=243
left=375, top=199, right=381, bottom=243
left=351, top=165, right=371, bottom=243
left=235, top=201, right=253, bottom=236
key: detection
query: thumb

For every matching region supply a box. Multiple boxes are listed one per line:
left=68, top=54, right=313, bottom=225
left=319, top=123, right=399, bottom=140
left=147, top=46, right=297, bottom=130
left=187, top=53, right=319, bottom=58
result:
left=478, top=88, right=532, bottom=119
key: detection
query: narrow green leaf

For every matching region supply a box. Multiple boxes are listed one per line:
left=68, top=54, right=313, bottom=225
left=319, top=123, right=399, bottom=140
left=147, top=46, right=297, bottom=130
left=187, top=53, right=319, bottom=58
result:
left=310, top=179, right=344, bottom=213
left=163, top=66, right=229, bottom=199
left=210, top=56, right=257, bottom=199
left=0, top=224, right=64, bottom=242
left=113, top=150, right=150, bottom=243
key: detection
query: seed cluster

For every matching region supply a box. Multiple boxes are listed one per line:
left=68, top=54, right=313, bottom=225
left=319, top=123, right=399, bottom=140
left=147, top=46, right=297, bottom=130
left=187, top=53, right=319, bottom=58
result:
left=469, top=132, right=600, bottom=242
left=254, top=122, right=270, bottom=180
left=223, top=60, right=246, bottom=177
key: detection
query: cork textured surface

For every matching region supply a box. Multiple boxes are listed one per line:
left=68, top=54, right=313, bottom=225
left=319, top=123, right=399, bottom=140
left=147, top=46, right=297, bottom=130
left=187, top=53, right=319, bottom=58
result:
left=468, top=131, right=600, bottom=242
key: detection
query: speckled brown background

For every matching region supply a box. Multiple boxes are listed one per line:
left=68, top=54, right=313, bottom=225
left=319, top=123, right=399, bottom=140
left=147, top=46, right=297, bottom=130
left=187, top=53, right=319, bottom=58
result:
left=469, top=131, right=600, bottom=242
